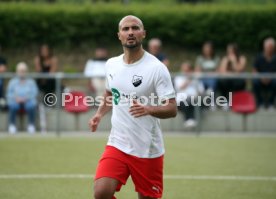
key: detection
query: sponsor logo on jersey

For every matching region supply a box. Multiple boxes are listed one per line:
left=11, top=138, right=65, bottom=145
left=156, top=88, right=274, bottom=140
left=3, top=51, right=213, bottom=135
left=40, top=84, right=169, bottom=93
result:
left=111, top=88, right=120, bottom=105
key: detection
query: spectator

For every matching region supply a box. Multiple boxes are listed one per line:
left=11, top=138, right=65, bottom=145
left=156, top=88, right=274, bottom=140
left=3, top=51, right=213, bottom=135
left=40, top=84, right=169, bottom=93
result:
left=253, top=37, right=276, bottom=109
left=148, top=38, right=170, bottom=67
left=195, top=41, right=220, bottom=93
left=84, top=47, right=108, bottom=97
left=174, top=61, right=204, bottom=128
left=218, top=43, right=247, bottom=109
left=34, top=44, right=58, bottom=96
left=6, top=62, right=38, bottom=134
left=0, top=45, right=7, bottom=100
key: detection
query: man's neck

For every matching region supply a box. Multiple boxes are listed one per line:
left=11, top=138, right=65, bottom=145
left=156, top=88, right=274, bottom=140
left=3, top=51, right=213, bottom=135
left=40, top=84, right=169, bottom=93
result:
left=123, top=46, right=145, bottom=64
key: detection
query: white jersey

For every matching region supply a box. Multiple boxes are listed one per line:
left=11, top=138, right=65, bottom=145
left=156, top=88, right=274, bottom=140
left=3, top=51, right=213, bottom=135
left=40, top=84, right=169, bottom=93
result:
left=105, top=51, right=175, bottom=158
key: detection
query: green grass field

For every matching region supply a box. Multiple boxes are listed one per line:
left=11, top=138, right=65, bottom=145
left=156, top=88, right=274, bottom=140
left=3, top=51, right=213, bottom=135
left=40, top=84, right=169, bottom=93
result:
left=0, top=134, right=276, bottom=199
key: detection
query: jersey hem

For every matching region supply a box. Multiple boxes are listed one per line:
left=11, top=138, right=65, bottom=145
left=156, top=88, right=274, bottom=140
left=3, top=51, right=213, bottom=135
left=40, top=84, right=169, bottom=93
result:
left=106, top=144, right=165, bottom=159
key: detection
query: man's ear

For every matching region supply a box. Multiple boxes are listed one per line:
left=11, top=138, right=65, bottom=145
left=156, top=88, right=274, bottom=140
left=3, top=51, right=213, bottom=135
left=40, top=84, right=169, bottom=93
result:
left=117, top=32, right=121, bottom=40
left=143, top=30, right=146, bottom=38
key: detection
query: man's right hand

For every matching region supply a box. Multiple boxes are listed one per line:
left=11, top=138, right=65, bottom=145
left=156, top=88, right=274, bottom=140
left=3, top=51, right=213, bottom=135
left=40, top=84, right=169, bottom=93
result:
left=88, top=115, right=101, bottom=132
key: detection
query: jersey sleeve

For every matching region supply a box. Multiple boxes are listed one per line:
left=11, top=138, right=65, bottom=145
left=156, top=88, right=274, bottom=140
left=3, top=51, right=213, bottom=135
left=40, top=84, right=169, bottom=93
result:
left=105, top=78, right=111, bottom=91
left=105, top=61, right=111, bottom=92
left=155, top=65, right=175, bottom=101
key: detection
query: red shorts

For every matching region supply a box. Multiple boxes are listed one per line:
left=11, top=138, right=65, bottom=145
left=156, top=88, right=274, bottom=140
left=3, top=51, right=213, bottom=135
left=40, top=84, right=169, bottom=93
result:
left=95, top=145, right=164, bottom=198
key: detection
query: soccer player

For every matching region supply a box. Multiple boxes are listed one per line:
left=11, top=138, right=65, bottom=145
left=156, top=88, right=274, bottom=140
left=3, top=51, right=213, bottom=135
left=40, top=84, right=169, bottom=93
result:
left=89, top=15, right=177, bottom=199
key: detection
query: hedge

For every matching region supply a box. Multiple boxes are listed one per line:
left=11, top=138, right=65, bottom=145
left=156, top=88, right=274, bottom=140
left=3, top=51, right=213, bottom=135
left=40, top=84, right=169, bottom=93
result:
left=0, top=3, right=276, bottom=49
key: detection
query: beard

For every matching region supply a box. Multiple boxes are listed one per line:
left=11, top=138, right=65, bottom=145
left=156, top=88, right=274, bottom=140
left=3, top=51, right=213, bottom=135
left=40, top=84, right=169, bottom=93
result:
left=122, top=40, right=142, bottom=49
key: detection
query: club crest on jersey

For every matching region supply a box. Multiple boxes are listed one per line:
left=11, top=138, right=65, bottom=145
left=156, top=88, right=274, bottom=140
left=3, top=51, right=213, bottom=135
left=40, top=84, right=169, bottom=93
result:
left=132, top=75, right=143, bottom=87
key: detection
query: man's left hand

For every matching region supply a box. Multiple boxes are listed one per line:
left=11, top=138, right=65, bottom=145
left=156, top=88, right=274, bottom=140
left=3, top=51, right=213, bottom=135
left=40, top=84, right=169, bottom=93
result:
left=129, top=100, right=151, bottom=118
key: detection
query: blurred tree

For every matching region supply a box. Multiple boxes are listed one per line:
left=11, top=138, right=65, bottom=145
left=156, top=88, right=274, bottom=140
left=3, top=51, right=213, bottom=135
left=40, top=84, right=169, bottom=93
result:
left=177, top=0, right=213, bottom=3
left=91, top=0, right=110, bottom=2
left=0, top=0, right=56, bottom=2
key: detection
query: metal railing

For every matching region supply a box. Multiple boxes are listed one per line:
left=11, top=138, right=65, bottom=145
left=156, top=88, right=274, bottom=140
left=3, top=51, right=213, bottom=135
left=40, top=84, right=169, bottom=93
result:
left=1, top=72, right=276, bottom=135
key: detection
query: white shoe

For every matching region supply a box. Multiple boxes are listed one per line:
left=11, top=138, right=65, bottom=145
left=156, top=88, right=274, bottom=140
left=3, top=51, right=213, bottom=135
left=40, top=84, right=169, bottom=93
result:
left=267, top=106, right=275, bottom=112
left=184, top=119, right=197, bottom=128
left=8, top=125, right=17, bottom=134
left=27, top=125, right=36, bottom=134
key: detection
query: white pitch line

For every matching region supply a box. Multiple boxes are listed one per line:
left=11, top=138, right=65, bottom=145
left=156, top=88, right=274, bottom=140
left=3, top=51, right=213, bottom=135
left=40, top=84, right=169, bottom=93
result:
left=0, top=174, right=93, bottom=179
left=0, top=174, right=276, bottom=181
left=163, top=175, right=276, bottom=181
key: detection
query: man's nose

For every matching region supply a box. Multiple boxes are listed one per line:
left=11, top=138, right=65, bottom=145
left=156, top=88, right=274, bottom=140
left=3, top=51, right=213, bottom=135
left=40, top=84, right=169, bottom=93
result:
left=128, top=28, right=134, bottom=35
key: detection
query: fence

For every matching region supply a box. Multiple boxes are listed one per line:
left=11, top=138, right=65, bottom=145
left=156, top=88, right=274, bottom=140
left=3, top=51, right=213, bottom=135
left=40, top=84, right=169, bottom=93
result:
left=0, top=72, right=276, bottom=135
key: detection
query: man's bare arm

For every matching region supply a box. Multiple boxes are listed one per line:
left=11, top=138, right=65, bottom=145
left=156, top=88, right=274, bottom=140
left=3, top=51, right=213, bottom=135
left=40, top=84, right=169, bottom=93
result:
left=129, top=98, right=177, bottom=119
left=88, top=90, right=113, bottom=132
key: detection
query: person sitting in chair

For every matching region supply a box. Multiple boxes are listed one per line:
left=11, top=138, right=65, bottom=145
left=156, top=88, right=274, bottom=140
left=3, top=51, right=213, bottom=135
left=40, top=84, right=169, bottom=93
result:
left=6, top=62, right=38, bottom=134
